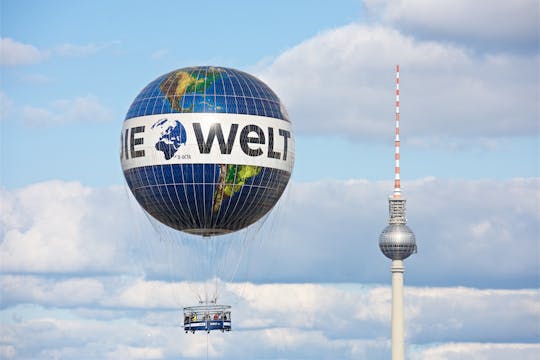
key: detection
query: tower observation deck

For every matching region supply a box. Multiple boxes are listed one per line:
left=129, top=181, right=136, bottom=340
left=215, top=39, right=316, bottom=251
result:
left=379, top=198, right=416, bottom=260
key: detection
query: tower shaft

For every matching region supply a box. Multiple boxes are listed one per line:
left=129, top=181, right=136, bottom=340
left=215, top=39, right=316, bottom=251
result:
left=391, top=260, right=405, bottom=360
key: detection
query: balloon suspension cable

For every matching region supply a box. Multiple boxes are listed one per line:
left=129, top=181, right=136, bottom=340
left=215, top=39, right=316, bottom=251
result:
left=120, top=66, right=295, bottom=319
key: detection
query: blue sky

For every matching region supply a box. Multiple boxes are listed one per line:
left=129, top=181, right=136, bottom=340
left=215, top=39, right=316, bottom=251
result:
left=1, top=0, right=539, bottom=359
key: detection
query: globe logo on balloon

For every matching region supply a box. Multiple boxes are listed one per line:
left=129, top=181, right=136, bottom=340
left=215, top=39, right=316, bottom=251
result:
left=152, top=118, right=187, bottom=160
left=120, top=66, right=294, bottom=236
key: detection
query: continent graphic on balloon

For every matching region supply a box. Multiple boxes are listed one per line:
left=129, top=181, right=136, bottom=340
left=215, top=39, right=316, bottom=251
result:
left=159, top=68, right=224, bottom=113
left=120, top=66, right=295, bottom=236
left=152, top=118, right=188, bottom=160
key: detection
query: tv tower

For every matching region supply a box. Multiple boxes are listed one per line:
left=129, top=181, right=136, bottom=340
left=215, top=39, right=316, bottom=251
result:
left=379, top=64, right=417, bottom=360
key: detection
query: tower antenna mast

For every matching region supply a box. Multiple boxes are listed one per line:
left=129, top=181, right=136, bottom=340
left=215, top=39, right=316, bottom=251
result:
left=379, top=64, right=417, bottom=360
left=394, top=64, right=401, bottom=199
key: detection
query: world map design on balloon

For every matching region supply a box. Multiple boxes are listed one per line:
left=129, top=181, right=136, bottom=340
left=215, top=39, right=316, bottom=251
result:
left=159, top=68, right=224, bottom=113
left=121, top=66, right=294, bottom=236
left=152, top=118, right=187, bottom=160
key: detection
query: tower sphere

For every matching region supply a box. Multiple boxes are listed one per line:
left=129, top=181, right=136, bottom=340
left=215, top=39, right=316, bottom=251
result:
left=379, top=223, right=416, bottom=260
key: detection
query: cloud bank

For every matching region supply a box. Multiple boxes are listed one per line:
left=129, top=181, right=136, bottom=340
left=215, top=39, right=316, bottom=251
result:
left=1, top=178, right=538, bottom=357
left=364, top=0, right=540, bottom=50
left=1, top=276, right=538, bottom=359
left=0, top=37, right=118, bottom=67
left=258, top=24, right=539, bottom=143
left=0, top=92, right=113, bottom=125
left=1, top=178, right=538, bottom=287
left=0, top=38, right=47, bottom=66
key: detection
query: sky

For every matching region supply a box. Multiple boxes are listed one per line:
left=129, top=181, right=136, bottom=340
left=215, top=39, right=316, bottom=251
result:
left=0, top=0, right=539, bottom=359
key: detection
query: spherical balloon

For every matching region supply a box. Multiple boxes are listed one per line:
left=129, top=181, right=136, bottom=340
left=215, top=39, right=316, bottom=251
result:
left=121, top=66, right=294, bottom=236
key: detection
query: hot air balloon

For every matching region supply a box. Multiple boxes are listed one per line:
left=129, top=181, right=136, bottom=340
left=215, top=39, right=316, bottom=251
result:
left=120, top=66, right=294, bottom=333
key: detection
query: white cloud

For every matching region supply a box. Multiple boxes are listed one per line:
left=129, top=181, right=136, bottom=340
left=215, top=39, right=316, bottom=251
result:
left=0, top=91, right=14, bottom=121
left=258, top=24, right=539, bottom=142
left=0, top=275, right=105, bottom=308
left=404, top=178, right=540, bottom=285
left=406, top=287, right=540, bottom=343
left=53, top=41, right=119, bottom=57
left=1, top=178, right=538, bottom=287
left=151, top=49, right=169, bottom=60
left=248, top=177, right=540, bottom=287
left=0, top=182, right=134, bottom=274
left=19, top=73, right=54, bottom=84
left=20, top=95, right=113, bottom=125
left=1, top=176, right=538, bottom=356
left=107, top=345, right=163, bottom=360
left=104, top=279, right=186, bottom=309
left=4, top=276, right=538, bottom=343
left=0, top=38, right=118, bottom=66
left=364, top=0, right=540, bottom=49
left=410, top=342, right=540, bottom=360
left=0, top=38, right=48, bottom=66
left=0, top=345, right=16, bottom=359
left=0, top=278, right=538, bottom=359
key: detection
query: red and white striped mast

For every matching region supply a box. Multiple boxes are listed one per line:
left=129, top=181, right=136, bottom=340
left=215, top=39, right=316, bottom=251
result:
left=393, top=64, right=401, bottom=199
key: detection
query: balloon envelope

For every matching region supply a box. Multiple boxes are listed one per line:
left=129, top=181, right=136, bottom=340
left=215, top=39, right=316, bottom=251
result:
left=121, top=66, right=294, bottom=236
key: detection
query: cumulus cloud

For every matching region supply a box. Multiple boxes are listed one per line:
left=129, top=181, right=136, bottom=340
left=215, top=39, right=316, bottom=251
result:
left=0, top=178, right=538, bottom=355
left=410, top=342, right=540, bottom=360
left=0, top=38, right=118, bottom=66
left=0, top=276, right=105, bottom=309
left=405, top=177, right=540, bottom=287
left=53, top=41, right=119, bottom=57
left=103, top=279, right=186, bottom=309
left=107, top=345, right=163, bottom=360
left=407, top=287, right=540, bottom=343
left=247, top=177, right=540, bottom=287
left=0, top=91, right=14, bottom=121
left=19, top=95, right=113, bottom=125
left=151, top=49, right=169, bottom=60
left=0, top=38, right=48, bottom=66
left=19, top=73, right=54, bottom=84
left=1, top=91, right=113, bottom=125
left=0, top=277, right=538, bottom=359
left=364, top=0, right=540, bottom=50
left=1, top=178, right=538, bottom=287
left=0, top=182, right=136, bottom=274
left=0, top=345, right=16, bottom=359
left=258, top=24, right=539, bottom=143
